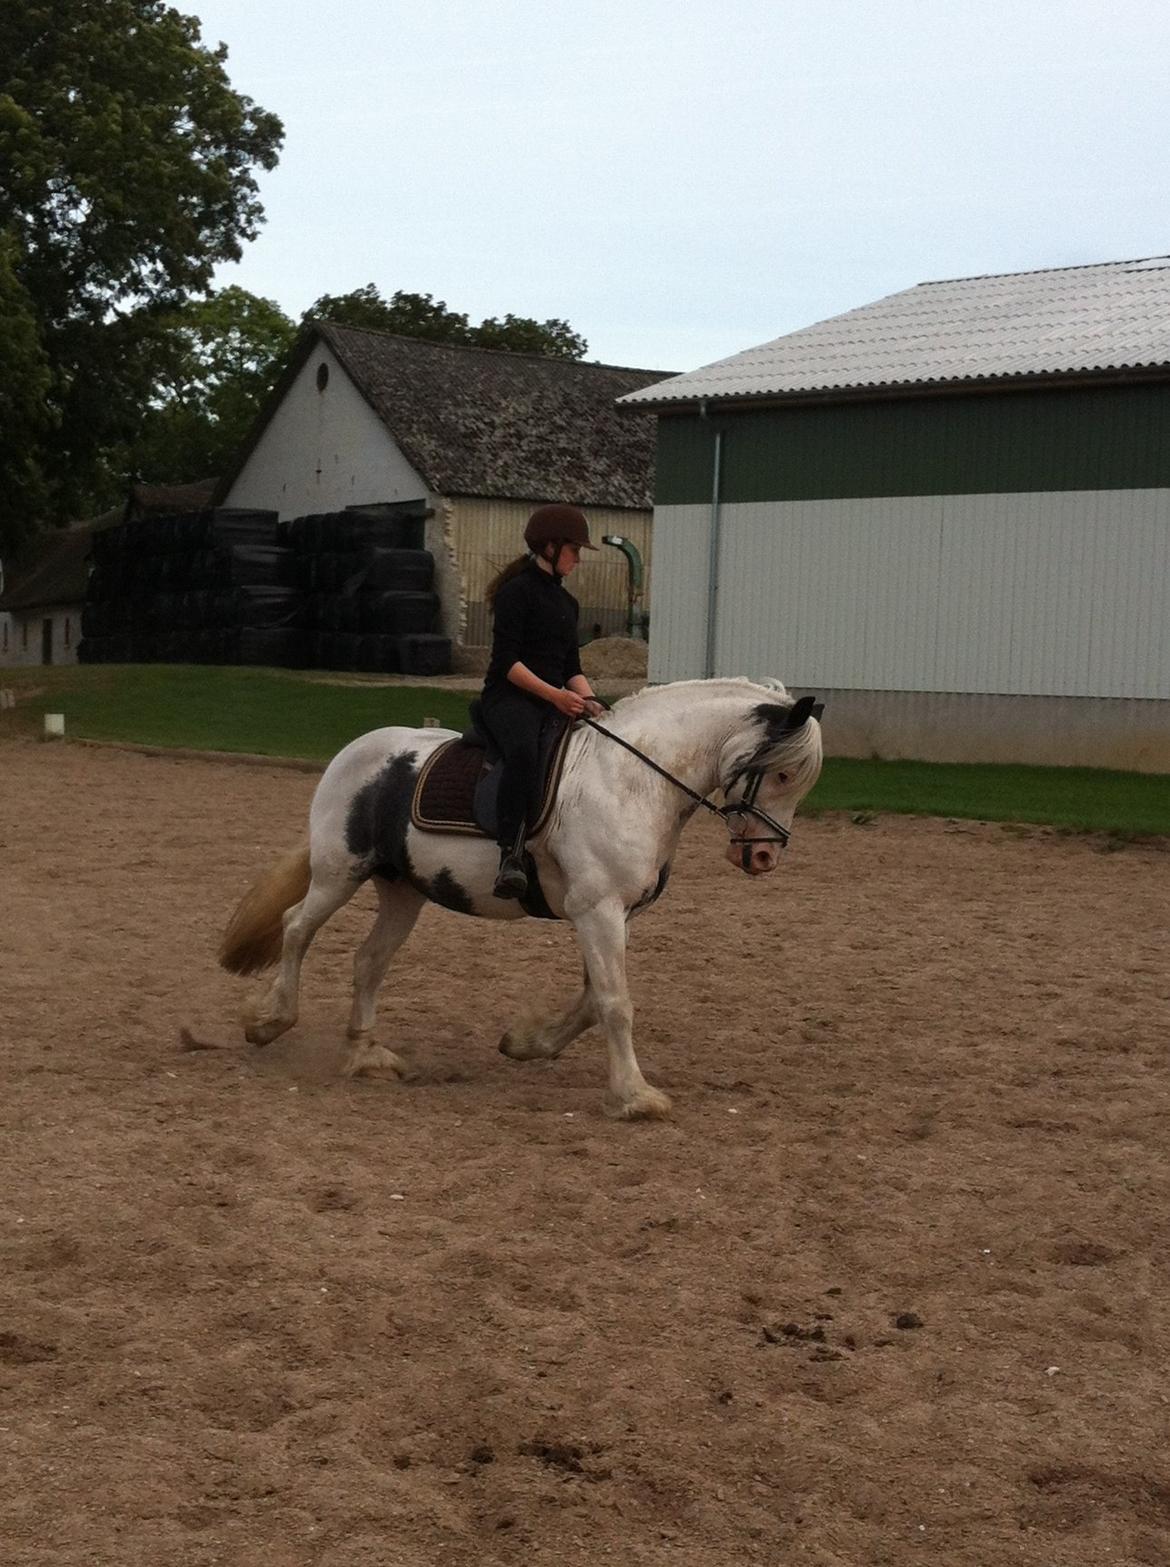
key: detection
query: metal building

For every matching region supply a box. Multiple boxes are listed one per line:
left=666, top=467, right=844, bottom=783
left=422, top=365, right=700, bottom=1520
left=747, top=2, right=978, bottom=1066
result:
left=621, top=258, right=1170, bottom=772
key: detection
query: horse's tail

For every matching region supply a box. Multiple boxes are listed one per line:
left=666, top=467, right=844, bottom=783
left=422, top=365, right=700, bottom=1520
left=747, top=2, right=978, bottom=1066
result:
left=219, top=842, right=312, bottom=976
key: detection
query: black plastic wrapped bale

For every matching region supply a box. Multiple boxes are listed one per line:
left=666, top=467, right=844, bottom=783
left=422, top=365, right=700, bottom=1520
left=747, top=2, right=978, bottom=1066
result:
left=355, top=633, right=401, bottom=674
left=328, top=632, right=362, bottom=671
left=337, top=503, right=428, bottom=551
left=199, top=509, right=280, bottom=549
left=396, top=633, right=452, bottom=676
left=206, top=544, right=298, bottom=589
left=360, top=590, right=441, bottom=635
left=227, top=627, right=308, bottom=667
left=81, top=602, right=107, bottom=639
left=314, top=553, right=346, bottom=593
left=90, top=526, right=125, bottom=568
left=221, top=585, right=304, bottom=628
left=359, top=548, right=434, bottom=592
left=317, top=594, right=363, bottom=634
left=283, top=513, right=332, bottom=554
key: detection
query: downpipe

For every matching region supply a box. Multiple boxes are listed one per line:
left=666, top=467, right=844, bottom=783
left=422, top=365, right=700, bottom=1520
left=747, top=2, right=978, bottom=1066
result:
left=700, top=398, right=723, bottom=678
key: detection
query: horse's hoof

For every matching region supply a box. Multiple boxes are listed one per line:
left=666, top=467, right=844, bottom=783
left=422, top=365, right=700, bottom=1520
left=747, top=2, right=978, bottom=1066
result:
left=607, top=1087, right=673, bottom=1121
left=499, top=1029, right=537, bottom=1060
left=344, top=1041, right=408, bottom=1080
left=244, top=1018, right=289, bottom=1047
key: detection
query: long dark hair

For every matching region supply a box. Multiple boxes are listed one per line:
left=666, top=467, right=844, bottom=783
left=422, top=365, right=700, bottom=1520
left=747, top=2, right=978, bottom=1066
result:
left=485, top=553, right=532, bottom=608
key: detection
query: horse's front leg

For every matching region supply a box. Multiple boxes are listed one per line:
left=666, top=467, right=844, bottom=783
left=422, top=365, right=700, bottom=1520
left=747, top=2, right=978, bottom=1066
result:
left=571, top=900, right=671, bottom=1120
left=499, top=966, right=598, bottom=1062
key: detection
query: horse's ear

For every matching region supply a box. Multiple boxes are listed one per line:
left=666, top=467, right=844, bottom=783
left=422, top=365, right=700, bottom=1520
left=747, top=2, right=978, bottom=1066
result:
left=786, top=695, right=818, bottom=729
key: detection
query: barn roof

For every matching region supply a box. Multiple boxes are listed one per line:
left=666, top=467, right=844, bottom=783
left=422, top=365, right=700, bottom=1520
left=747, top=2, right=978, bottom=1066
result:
left=620, top=256, right=1170, bottom=411
left=219, top=324, right=668, bottom=510
left=0, top=526, right=96, bottom=613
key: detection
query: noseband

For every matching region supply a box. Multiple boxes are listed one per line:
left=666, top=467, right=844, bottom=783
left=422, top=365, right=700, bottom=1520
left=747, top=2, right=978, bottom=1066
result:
left=721, top=766, right=792, bottom=869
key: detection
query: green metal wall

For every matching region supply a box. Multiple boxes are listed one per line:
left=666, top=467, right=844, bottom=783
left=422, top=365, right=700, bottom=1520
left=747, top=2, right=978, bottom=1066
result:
left=655, top=382, right=1170, bottom=505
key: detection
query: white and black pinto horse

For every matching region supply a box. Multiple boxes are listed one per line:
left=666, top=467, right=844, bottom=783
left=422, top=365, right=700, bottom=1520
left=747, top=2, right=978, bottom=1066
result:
left=220, top=677, right=823, bottom=1119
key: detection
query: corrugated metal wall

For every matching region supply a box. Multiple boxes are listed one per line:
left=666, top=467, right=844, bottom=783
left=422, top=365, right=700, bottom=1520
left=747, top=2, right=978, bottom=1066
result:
left=449, top=498, right=654, bottom=646
left=686, top=490, right=1170, bottom=699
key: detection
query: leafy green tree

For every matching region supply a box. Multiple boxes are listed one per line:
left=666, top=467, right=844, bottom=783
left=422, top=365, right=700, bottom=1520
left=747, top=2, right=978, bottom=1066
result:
left=134, top=286, right=296, bottom=483
left=0, top=232, right=52, bottom=551
left=304, top=284, right=588, bottom=359
left=473, top=312, right=588, bottom=359
left=0, top=1, right=283, bottom=545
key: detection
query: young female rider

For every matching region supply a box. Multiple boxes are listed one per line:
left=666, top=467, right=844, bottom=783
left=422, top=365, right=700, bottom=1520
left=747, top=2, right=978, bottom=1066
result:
left=481, top=504, right=606, bottom=899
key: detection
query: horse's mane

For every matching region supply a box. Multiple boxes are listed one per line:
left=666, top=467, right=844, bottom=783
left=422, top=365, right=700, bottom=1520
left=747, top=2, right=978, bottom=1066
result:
left=610, top=674, right=789, bottom=709
left=605, top=676, right=821, bottom=789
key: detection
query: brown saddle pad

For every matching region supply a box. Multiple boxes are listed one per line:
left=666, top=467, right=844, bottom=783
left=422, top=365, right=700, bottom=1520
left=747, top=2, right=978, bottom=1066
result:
left=410, top=725, right=574, bottom=837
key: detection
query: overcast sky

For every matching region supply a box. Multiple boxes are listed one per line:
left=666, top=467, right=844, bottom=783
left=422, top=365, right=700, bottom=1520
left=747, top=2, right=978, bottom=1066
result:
left=190, top=0, right=1170, bottom=374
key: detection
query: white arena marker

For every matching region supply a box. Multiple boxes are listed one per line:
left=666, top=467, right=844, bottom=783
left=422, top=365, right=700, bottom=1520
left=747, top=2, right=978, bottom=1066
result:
left=43, top=712, right=65, bottom=738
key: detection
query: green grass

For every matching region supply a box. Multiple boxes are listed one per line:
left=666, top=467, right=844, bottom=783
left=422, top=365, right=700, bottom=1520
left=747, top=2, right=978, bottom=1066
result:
left=2, top=663, right=1167, bottom=836
left=0, top=663, right=474, bottom=764
left=806, top=756, right=1170, bottom=837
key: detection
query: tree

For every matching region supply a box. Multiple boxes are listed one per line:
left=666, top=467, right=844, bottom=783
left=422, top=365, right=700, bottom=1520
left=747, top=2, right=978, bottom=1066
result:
left=134, top=286, right=297, bottom=484
left=304, top=285, right=588, bottom=359
left=0, top=1, right=283, bottom=545
left=0, top=232, right=52, bottom=551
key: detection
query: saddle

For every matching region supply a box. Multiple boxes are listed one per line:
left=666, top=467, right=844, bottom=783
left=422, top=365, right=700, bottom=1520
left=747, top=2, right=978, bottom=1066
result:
left=411, top=700, right=574, bottom=841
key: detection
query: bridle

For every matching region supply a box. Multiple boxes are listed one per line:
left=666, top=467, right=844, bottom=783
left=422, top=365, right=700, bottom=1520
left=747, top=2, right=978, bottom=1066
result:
left=581, top=694, right=823, bottom=871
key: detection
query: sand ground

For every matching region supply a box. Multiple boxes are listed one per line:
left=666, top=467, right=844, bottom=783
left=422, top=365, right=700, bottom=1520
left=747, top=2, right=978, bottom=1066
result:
left=1, top=739, right=1167, bottom=1566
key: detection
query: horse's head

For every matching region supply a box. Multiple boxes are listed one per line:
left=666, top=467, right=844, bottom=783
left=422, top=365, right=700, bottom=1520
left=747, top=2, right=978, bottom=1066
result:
left=721, top=693, right=824, bottom=875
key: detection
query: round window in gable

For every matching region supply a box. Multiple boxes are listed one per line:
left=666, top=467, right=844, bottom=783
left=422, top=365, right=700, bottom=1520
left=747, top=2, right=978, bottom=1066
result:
left=316, top=361, right=330, bottom=392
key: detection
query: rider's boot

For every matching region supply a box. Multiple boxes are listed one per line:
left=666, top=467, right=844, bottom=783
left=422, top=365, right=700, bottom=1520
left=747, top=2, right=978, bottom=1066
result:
left=493, top=823, right=529, bottom=900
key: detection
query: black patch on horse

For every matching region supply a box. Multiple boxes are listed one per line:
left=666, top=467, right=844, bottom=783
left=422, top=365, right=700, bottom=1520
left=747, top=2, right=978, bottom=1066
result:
left=427, top=868, right=475, bottom=915
left=345, top=753, right=418, bottom=881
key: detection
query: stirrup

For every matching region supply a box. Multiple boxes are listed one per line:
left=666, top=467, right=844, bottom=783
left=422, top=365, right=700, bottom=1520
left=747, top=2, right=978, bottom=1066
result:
left=493, top=851, right=529, bottom=901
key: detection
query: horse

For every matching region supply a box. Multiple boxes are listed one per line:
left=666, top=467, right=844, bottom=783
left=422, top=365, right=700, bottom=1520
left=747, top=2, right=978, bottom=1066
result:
left=218, top=676, right=824, bottom=1119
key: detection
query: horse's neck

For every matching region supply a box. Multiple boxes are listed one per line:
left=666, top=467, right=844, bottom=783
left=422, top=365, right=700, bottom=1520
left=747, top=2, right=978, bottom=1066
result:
left=607, top=682, right=753, bottom=798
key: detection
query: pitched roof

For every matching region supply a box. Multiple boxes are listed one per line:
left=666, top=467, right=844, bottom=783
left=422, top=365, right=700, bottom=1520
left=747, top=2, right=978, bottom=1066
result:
left=219, top=325, right=668, bottom=510
left=620, top=256, right=1170, bottom=410
left=0, top=525, right=96, bottom=612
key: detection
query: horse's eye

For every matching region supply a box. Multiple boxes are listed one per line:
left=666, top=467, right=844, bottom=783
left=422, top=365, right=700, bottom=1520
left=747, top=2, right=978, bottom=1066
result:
left=775, top=771, right=789, bottom=784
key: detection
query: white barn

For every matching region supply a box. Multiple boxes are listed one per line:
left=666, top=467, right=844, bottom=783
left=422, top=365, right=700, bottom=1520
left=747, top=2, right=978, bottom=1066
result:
left=621, top=257, right=1170, bottom=773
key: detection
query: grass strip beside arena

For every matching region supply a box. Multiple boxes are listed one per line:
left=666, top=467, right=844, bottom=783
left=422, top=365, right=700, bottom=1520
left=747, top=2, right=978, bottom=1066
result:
left=1, top=664, right=1167, bottom=837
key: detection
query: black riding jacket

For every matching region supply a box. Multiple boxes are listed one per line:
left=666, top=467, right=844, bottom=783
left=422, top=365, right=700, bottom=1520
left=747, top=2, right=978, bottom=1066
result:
left=483, top=559, right=582, bottom=695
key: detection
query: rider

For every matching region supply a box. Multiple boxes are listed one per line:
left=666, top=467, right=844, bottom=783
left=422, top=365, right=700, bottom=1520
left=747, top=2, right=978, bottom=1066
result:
left=481, top=503, right=606, bottom=900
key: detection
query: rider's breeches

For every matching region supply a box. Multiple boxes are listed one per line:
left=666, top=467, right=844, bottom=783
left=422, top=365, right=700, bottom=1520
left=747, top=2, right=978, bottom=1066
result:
left=481, top=688, right=545, bottom=849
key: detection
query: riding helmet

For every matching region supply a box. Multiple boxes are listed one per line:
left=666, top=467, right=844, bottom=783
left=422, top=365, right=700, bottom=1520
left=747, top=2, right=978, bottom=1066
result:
left=524, top=504, right=598, bottom=553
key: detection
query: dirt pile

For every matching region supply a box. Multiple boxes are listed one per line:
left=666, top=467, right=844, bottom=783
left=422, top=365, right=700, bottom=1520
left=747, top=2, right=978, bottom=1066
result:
left=580, top=635, right=649, bottom=681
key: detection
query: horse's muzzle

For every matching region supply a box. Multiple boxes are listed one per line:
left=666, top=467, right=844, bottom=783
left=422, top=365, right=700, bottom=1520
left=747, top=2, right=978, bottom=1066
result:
left=726, top=841, right=781, bottom=875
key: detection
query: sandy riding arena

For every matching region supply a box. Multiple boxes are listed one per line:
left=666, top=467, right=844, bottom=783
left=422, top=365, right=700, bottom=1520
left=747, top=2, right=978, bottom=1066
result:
left=2, top=739, right=1167, bottom=1566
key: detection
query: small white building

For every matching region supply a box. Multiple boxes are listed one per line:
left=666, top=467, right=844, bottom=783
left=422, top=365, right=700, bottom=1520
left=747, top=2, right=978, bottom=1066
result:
left=0, top=525, right=91, bottom=667
left=219, top=324, right=667, bottom=648
left=621, top=258, right=1170, bottom=772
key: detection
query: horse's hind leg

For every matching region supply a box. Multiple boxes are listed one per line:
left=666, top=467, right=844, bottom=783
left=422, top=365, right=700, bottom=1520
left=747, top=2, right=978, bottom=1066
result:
left=342, top=878, right=425, bottom=1080
left=499, top=965, right=598, bottom=1062
left=243, top=861, right=360, bottom=1047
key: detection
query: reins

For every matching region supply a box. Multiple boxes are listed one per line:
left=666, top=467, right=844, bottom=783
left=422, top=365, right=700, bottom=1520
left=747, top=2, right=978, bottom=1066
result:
left=580, top=714, right=794, bottom=855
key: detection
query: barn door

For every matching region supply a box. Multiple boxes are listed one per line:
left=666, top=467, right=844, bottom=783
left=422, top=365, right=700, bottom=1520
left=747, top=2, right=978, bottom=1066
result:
left=41, top=617, right=53, bottom=664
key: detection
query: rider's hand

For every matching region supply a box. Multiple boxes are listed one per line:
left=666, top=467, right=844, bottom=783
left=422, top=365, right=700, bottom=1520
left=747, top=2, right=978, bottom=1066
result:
left=553, top=689, right=587, bottom=718
left=582, top=698, right=607, bottom=718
